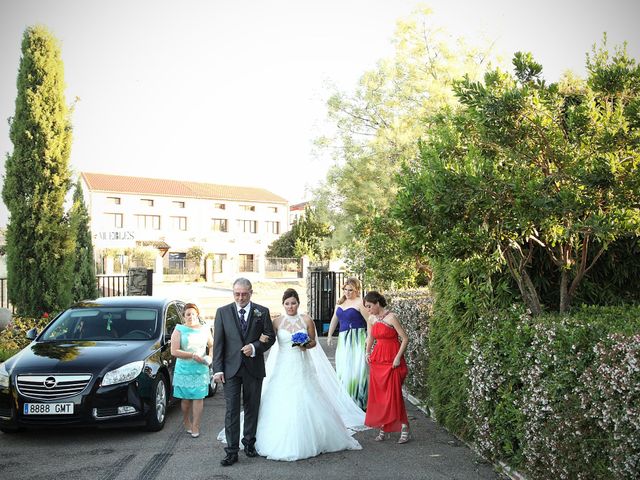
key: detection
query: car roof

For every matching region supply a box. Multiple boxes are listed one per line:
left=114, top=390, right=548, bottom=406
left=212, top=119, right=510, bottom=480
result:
left=70, top=296, right=182, bottom=310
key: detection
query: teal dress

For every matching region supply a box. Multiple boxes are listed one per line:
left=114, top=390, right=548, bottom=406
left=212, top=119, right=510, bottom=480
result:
left=173, top=324, right=210, bottom=400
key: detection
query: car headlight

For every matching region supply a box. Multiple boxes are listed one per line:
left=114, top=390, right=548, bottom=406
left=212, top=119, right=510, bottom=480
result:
left=102, top=361, right=144, bottom=386
left=0, top=362, right=9, bottom=388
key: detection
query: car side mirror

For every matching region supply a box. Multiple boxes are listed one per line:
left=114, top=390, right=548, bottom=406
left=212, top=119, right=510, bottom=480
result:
left=164, top=333, right=172, bottom=343
left=26, top=328, right=38, bottom=340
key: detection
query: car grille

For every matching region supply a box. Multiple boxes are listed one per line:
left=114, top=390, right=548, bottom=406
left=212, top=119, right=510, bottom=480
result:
left=16, top=374, right=92, bottom=400
left=94, top=407, right=118, bottom=418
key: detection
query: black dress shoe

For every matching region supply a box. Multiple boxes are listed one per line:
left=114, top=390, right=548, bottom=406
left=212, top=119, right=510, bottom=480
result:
left=244, top=445, right=257, bottom=457
left=220, top=453, right=238, bottom=466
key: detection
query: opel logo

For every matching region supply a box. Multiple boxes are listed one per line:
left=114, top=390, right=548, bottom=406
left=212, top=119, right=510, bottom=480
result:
left=44, top=376, right=57, bottom=389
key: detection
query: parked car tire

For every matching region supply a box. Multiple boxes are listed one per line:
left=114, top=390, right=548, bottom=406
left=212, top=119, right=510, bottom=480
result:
left=145, top=375, right=168, bottom=432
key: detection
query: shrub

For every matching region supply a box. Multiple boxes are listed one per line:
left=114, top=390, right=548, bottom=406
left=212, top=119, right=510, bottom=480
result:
left=0, top=315, right=52, bottom=352
left=387, top=289, right=432, bottom=402
left=467, top=305, right=640, bottom=479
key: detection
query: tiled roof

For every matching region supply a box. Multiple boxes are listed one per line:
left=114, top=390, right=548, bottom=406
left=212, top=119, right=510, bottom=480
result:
left=290, top=201, right=309, bottom=211
left=81, top=172, right=288, bottom=204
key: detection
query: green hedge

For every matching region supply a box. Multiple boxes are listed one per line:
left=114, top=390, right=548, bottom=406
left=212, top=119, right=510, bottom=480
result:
left=468, top=305, right=640, bottom=479
left=387, top=289, right=432, bottom=403
left=391, top=262, right=640, bottom=479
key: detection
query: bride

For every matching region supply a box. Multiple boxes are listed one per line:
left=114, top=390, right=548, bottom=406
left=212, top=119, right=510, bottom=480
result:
left=218, top=288, right=366, bottom=461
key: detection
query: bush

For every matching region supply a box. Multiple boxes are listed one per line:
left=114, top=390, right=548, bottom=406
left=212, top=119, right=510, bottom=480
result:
left=0, top=347, right=19, bottom=362
left=387, top=289, right=432, bottom=402
left=467, top=305, right=640, bottom=479
left=0, top=315, right=52, bottom=352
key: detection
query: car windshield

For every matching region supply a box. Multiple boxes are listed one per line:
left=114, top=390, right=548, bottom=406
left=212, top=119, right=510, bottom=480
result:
left=40, top=307, right=159, bottom=341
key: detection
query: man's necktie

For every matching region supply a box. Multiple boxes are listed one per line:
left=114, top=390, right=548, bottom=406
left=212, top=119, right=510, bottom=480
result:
left=239, top=308, right=247, bottom=333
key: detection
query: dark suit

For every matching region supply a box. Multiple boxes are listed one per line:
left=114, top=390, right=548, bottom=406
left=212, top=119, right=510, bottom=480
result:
left=213, top=301, right=275, bottom=454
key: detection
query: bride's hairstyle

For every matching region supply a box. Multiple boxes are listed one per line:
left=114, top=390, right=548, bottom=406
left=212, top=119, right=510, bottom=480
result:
left=282, top=288, right=300, bottom=304
left=337, top=277, right=361, bottom=305
left=363, top=291, right=386, bottom=307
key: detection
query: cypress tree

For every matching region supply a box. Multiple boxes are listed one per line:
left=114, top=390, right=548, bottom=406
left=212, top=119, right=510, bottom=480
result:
left=70, top=180, right=98, bottom=301
left=2, top=25, right=74, bottom=316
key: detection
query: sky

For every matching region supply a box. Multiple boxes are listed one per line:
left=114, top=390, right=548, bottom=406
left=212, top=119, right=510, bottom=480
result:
left=0, top=0, right=638, bottom=227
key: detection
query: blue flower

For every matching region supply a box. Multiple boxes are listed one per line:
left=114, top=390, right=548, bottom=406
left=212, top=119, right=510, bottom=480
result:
left=291, top=331, right=310, bottom=347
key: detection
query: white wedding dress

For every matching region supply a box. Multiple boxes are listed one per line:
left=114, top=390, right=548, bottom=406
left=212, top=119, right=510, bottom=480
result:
left=218, top=314, right=365, bottom=461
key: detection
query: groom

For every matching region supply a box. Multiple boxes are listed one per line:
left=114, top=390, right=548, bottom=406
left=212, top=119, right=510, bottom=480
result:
left=213, top=277, right=275, bottom=466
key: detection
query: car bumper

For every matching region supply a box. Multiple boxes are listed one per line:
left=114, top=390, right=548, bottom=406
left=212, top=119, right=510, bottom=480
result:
left=0, top=375, right=157, bottom=429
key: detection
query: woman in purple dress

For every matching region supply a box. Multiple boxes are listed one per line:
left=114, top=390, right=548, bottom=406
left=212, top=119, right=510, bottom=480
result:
left=327, top=277, right=369, bottom=410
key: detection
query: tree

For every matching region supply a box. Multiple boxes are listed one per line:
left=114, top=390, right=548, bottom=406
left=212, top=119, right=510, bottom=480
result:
left=345, top=213, right=430, bottom=290
left=312, top=8, right=494, bottom=284
left=266, top=206, right=332, bottom=260
left=395, top=40, right=640, bottom=314
left=2, top=26, right=74, bottom=316
left=69, top=180, right=98, bottom=301
left=186, top=246, right=204, bottom=265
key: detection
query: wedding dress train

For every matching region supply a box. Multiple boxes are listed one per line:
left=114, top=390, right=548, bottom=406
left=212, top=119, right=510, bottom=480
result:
left=218, top=314, right=365, bottom=461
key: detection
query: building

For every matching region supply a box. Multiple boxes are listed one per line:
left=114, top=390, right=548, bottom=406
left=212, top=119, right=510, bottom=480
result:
left=80, top=172, right=289, bottom=281
left=289, top=201, right=309, bottom=226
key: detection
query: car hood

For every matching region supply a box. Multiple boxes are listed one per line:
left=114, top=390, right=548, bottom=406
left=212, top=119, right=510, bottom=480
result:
left=4, top=340, right=159, bottom=375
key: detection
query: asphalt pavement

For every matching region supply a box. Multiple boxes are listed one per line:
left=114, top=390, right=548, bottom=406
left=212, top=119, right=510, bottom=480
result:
left=0, top=336, right=503, bottom=480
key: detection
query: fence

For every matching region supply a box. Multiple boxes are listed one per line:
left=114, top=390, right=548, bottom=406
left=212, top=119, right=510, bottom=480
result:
left=96, top=274, right=128, bottom=297
left=308, top=271, right=346, bottom=335
left=164, top=259, right=200, bottom=282
left=265, top=257, right=303, bottom=278
left=0, top=273, right=140, bottom=309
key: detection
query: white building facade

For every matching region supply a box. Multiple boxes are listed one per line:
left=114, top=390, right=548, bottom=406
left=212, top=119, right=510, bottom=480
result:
left=81, top=172, right=289, bottom=281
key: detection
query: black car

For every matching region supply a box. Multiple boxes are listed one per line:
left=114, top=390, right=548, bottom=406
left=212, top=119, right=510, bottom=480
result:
left=0, top=296, right=216, bottom=433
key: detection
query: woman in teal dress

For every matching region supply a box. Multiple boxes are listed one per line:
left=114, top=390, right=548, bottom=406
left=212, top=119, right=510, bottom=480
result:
left=171, top=303, right=213, bottom=438
left=327, top=277, right=369, bottom=410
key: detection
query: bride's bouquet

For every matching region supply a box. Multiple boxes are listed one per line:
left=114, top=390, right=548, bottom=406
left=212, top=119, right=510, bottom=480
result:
left=291, top=331, right=311, bottom=348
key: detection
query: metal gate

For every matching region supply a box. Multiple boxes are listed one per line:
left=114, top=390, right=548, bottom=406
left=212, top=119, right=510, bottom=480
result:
left=309, top=271, right=345, bottom=336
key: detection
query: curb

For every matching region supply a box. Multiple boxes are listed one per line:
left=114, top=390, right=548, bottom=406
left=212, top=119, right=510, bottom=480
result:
left=405, top=393, right=527, bottom=480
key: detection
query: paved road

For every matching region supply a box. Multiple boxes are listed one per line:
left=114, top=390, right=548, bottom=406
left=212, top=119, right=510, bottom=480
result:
left=0, top=338, right=504, bottom=480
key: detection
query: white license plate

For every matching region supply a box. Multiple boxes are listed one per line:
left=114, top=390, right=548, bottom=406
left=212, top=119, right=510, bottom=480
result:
left=23, top=402, right=74, bottom=415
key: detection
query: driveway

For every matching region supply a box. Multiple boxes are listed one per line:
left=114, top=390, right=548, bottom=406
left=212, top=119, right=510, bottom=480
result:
left=0, top=340, right=504, bottom=480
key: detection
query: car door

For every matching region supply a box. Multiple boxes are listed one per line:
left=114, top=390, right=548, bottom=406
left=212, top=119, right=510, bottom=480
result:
left=162, top=302, right=183, bottom=386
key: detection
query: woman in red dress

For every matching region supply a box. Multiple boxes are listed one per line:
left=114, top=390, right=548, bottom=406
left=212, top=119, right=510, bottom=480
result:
left=363, top=291, right=410, bottom=444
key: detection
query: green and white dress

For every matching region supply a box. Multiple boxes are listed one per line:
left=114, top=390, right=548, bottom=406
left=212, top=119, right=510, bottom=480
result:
left=173, top=324, right=210, bottom=400
left=335, top=306, right=368, bottom=410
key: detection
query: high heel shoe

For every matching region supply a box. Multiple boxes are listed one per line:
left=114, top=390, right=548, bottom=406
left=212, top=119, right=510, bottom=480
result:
left=374, top=429, right=389, bottom=441
left=397, top=424, right=410, bottom=444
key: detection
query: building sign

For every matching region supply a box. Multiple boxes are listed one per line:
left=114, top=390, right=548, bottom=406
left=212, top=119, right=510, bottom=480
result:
left=95, top=231, right=135, bottom=241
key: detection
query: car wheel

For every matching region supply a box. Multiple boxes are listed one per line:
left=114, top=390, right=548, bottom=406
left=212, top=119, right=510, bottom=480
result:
left=145, top=374, right=168, bottom=431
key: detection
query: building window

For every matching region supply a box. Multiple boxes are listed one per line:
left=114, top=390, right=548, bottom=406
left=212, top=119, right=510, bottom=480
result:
left=238, top=254, right=255, bottom=272
left=107, top=196, right=121, bottom=205
left=136, top=214, right=160, bottom=230
left=168, top=252, right=186, bottom=272
left=141, top=198, right=154, bottom=207
left=172, top=201, right=185, bottom=208
left=265, top=221, right=280, bottom=234
left=212, top=253, right=227, bottom=273
left=211, top=218, right=228, bottom=232
left=214, top=203, right=226, bottom=210
left=237, top=220, right=257, bottom=233
left=171, top=216, right=187, bottom=231
left=105, top=213, right=123, bottom=228
left=240, top=205, right=255, bottom=212
left=268, top=206, right=278, bottom=213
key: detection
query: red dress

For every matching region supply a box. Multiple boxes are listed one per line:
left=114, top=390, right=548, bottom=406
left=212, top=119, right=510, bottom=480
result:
left=364, top=319, right=408, bottom=432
